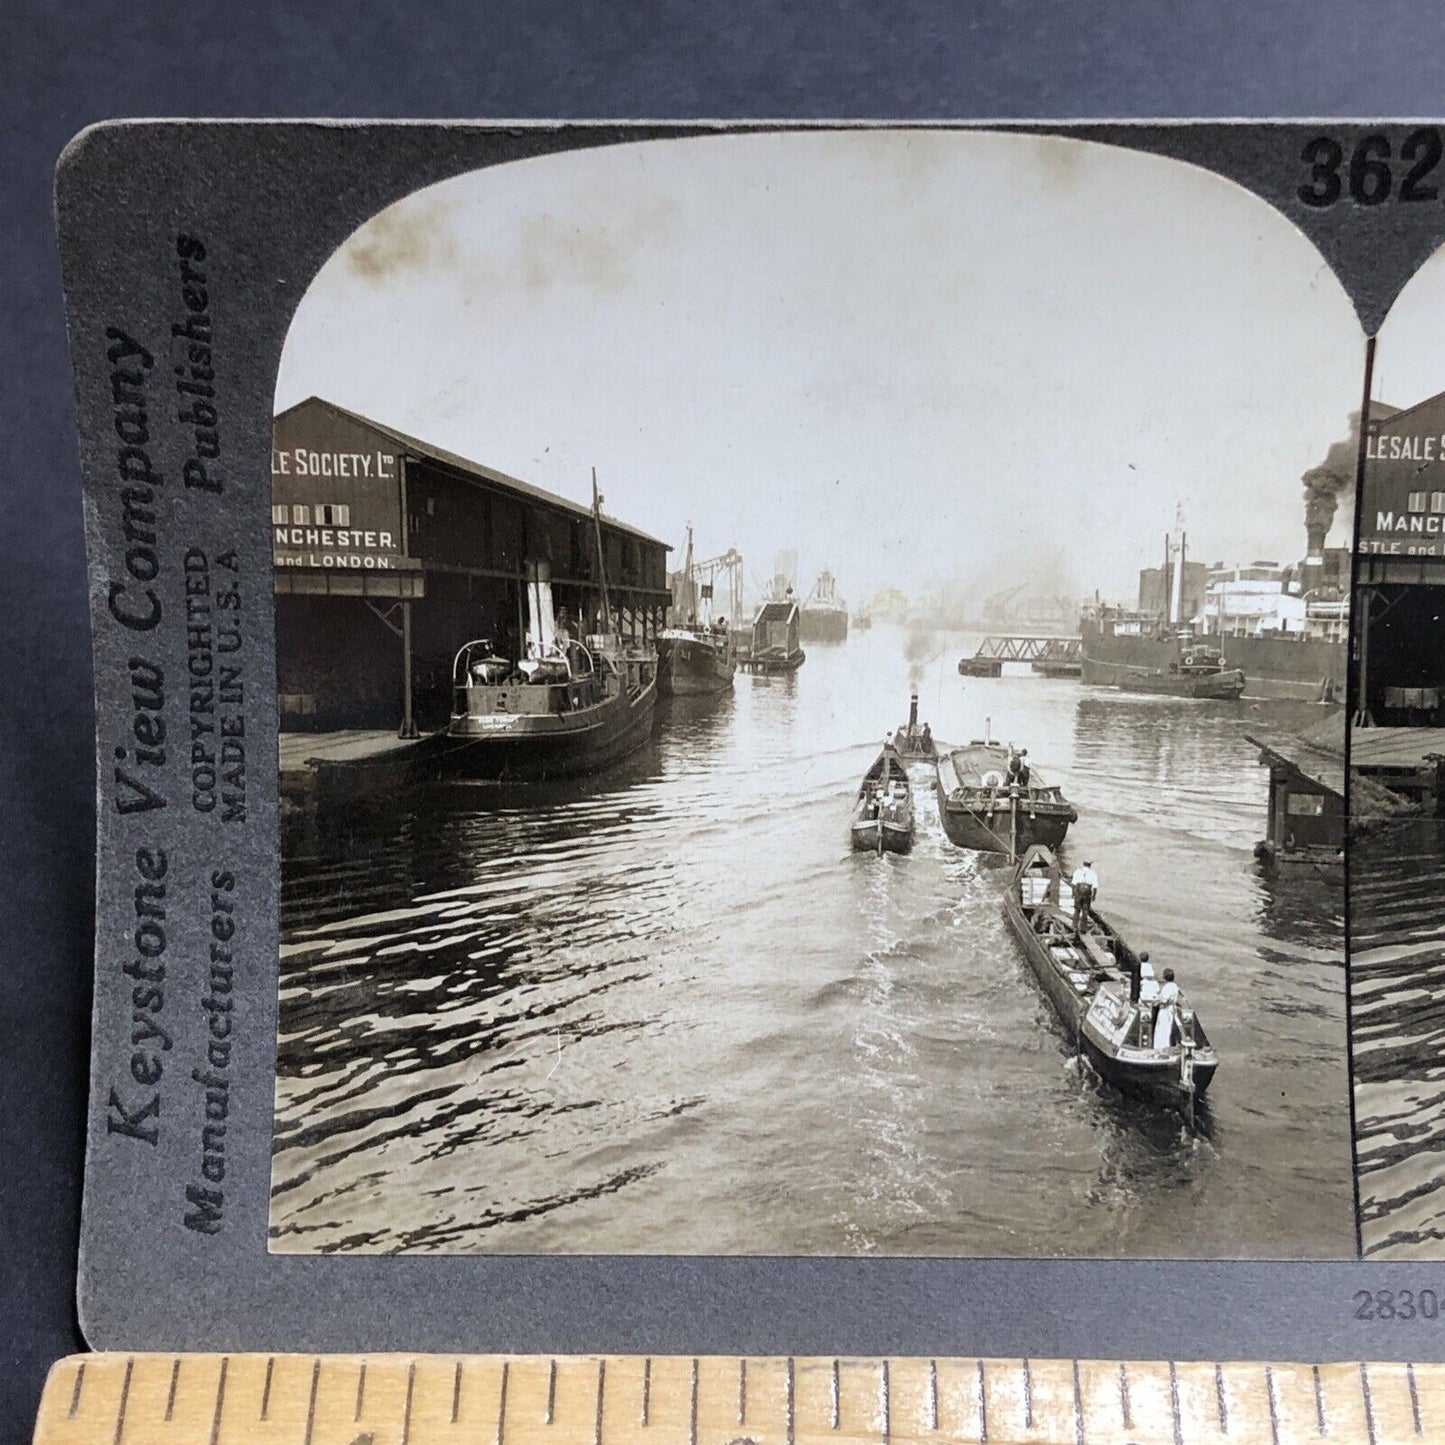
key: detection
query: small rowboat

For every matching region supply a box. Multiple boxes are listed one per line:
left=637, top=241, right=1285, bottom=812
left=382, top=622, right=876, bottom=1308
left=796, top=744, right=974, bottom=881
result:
left=1001, top=845, right=1218, bottom=1123
left=850, top=744, right=915, bottom=854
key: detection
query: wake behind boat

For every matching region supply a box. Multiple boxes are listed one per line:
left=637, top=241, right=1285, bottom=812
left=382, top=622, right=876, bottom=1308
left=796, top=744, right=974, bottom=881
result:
left=1003, top=845, right=1218, bottom=1118
left=850, top=743, right=915, bottom=854
left=935, top=734, right=1076, bottom=856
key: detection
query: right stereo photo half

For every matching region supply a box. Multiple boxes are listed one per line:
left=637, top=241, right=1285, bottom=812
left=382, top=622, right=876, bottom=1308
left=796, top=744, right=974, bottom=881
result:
left=1352, top=244, right=1445, bottom=1259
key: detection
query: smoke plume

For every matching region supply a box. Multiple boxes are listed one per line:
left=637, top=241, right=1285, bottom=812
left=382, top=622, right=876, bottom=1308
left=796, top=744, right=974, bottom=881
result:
left=904, top=623, right=938, bottom=689
left=1301, top=411, right=1360, bottom=545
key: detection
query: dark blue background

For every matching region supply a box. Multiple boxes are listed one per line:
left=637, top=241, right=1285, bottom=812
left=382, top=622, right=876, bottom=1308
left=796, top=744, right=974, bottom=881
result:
left=5, top=3, right=1444, bottom=1438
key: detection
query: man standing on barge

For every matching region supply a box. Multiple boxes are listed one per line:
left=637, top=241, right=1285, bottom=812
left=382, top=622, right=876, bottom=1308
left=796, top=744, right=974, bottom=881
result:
left=1070, top=859, right=1099, bottom=938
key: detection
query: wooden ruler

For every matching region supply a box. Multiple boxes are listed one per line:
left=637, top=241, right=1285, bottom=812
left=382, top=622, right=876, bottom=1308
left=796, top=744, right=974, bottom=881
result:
left=31, top=1354, right=1441, bottom=1445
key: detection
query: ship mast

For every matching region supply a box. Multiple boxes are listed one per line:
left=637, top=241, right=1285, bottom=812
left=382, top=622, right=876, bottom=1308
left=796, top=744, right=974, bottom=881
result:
left=591, top=467, right=613, bottom=634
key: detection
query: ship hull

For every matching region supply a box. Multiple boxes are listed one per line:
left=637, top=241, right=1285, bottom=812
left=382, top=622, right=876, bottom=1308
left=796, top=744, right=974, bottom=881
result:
left=446, top=681, right=657, bottom=781
left=743, top=648, right=806, bottom=673
left=1082, top=658, right=1246, bottom=699
left=657, top=635, right=735, bottom=695
left=939, top=801, right=1074, bottom=853
left=850, top=818, right=914, bottom=853
left=799, top=607, right=849, bottom=644
left=1081, top=620, right=1336, bottom=699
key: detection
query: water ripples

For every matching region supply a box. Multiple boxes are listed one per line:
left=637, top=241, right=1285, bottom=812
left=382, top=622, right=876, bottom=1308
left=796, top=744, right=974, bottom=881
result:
left=271, top=628, right=1354, bottom=1257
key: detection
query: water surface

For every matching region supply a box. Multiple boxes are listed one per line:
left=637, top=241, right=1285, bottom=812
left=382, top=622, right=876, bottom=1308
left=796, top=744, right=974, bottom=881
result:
left=271, top=626, right=1354, bottom=1257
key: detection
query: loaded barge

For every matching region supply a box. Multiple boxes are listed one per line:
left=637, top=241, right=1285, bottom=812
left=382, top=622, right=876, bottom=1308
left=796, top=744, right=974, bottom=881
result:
left=935, top=731, right=1076, bottom=856
left=1003, top=846, right=1217, bottom=1118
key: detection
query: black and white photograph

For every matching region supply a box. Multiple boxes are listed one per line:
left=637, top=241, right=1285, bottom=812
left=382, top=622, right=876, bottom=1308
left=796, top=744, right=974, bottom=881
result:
left=1348, top=243, right=1445, bottom=1260
left=266, top=130, right=1361, bottom=1258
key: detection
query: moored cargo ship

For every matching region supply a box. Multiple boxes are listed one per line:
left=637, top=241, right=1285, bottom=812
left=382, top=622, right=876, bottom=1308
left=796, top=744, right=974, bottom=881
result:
left=799, top=569, right=849, bottom=643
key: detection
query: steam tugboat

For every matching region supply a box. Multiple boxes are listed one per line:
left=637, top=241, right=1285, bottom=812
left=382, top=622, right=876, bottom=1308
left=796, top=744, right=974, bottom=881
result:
left=1003, top=846, right=1217, bottom=1120
left=935, top=726, right=1076, bottom=857
left=1080, top=519, right=1245, bottom=699
left=657, top=527, right=737, bottom=696
left=1081, top=613, right=1246, bottom=700
left=890, top=691, right=937, bottom=761
left=850, top=742, right=915, bottom=854
left=447, top=476, right=658, bottom=781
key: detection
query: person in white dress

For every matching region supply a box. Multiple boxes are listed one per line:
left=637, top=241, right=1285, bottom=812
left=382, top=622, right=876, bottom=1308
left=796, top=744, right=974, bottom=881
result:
left=1152, top=967, right=1180, bottom=1050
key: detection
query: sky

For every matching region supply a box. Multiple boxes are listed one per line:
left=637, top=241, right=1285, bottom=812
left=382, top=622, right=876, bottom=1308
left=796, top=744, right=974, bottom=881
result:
left=275, top=129, right=1368, bottom=609
left=1375, top=243, right=1445, bottom=413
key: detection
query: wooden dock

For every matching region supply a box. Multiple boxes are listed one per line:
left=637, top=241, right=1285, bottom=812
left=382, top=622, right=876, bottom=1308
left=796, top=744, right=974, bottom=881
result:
left=1351, top=725, right=1445, bottom=812
left=279, top=728, right=445, bottom=806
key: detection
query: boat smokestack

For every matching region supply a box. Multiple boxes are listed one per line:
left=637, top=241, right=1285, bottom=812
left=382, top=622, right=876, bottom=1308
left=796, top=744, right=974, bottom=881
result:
left=909, top=692, right=919, bottom=731
left=1306, top=520, right=1327, bottom=559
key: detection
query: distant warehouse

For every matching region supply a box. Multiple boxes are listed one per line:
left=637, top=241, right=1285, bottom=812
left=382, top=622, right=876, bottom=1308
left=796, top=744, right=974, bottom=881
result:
left=273, top=396, right=671, bottom=732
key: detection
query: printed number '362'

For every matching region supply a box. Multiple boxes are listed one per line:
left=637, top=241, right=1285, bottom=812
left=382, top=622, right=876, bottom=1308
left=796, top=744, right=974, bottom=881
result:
left=1299, top=131, right=1443, bottom=208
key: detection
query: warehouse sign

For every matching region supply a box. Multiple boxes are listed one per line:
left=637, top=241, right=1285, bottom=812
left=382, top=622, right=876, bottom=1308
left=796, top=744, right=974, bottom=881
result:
left=272, top=447, right=397, bottom=481
left=1360, top=399, right=1445, bottom=558
left=271, top=443, right=406, bottom=570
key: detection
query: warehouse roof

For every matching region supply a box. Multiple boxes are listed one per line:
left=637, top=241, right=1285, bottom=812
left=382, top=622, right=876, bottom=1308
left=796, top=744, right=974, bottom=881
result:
left=276, top=396, right=671, bottom=551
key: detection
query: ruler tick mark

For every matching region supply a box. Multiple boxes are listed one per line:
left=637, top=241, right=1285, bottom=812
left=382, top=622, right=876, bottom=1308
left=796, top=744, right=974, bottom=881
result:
left=356, top=1361, right=368, bottom=1422
left=690, top=1359, right=699, bottom=1445
left=209, top=1358, right=229, bottom=1445
left=1266, top=1365, right=1281, bottom=1445
left=304, top=1359, right=321, bottom=1445
left=641, top=1358, right=651, bottom=1427
left=112, top=1358, right=133, bottom=1445
left=453, top=1360, right=463, bottom=1425
left=927, top=1359, right=938, bottom=1432
left=787, top=1356, right=796, bottom=1445
left=976, top=1360, right=988, bottom=1445
left=497, top=1361, right=510, bottom=1445
left=261, top=1357, right=274, bottom=1421
left=595, top=1359, right=606, bottom=1445
left=882, top=1359, right=891, bottom=1445
left=1216, top=1363, right=1228, bottom=1434
left=831, top=1359, right=840, bottom=1430
left=1023, top=1358, right=1033, bottom=1431
left=1168, top=1361, right=1183, bottom=1445
left=67, top=1361, right=84, bottom=1420
left=547, top=1360, right=557, bottom=1425
left=1118, top=1362, right=1132, bottom=1432
left=1313, top=1364, right=1327, bottom=1435
left=1072, top=1359, right=1084, bottom=1445
left=1408, top=1362, right=1423, bottom=1435
left=400, top=1362, right=416, bottom=1445
left=1360, top=1363, right=1377, bottom=1445
left=738, top=1358, right=746, bottom=1426
left=165, top=1359, right=180, bottom=1422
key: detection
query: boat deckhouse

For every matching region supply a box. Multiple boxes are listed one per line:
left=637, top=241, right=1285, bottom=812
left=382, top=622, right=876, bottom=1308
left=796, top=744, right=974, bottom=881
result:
left=273, top=396, right=671, bottom=732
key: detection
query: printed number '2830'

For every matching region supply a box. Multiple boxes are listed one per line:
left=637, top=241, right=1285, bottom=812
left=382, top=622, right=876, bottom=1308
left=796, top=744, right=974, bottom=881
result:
left=1354, top=1288, right=1441, bottom=1320
left=1298, top=131, right=1443, bottom=208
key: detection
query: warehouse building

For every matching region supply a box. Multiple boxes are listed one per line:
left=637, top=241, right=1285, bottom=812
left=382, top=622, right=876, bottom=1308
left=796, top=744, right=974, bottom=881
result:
left=273, top=397, right=671, bottom=732
left=1355, top=391, right=1445, bottom=727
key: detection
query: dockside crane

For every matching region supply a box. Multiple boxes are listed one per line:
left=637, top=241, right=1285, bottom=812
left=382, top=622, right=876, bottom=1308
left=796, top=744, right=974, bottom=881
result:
left=678, top=540, right=745, bottom=630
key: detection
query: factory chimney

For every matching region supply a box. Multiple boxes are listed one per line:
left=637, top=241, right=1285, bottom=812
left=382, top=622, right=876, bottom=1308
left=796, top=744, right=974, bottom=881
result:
left=909, top=692, right=919, bottom=732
